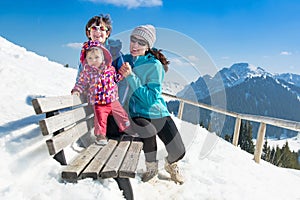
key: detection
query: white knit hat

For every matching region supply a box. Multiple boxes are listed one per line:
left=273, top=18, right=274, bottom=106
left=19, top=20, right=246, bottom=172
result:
left=131, top=24, right=156, bottom=48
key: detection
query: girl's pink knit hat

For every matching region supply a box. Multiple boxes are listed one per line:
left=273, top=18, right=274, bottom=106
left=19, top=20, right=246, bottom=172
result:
left=80, top=41, right=112, bottom=65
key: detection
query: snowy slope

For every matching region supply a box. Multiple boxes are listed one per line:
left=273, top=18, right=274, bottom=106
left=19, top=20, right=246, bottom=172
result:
left=0, top=36, right=300, bottom=200
left=0, top=36, right=77, bottom=124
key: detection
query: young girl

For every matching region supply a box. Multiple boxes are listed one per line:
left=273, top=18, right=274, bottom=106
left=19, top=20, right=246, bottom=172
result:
left=119, top=25, right=186, bottom=184
left=76, top=14, right=122, bottom=81
left=72, top=42, right=130, bottom=145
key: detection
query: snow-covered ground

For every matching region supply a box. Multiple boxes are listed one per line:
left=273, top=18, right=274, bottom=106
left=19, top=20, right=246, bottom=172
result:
left=1, top=36, right=300, bottom=200
left=267, top=135, right=300, bottom=152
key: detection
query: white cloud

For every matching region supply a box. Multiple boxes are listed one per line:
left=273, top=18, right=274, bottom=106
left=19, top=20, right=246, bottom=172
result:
left=85, top=0, right=163, bottom=9
left=169, top=57, right=192, bottom=67
left=169, top=55, right=200, bottom=66
left=187, top=55, right=199, bottom=62
left=64, top=42, right=83, bottom=49
left=280, top=51, right=292, bottom=56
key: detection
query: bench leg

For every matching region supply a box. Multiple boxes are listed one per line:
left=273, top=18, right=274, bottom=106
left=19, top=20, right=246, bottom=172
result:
left=114, top=177, right=134, bottom=200
left=53, top=150, right=67, bottom=165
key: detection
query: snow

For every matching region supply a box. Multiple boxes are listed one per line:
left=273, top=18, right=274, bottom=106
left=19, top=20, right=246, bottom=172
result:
left=266, top=136, right=300, bottom=153
left=1, top=36, right=300, bottom=200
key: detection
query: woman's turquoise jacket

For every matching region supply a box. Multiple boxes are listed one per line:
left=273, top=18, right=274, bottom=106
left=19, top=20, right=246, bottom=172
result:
left=118, top=53, right=170, bottom=119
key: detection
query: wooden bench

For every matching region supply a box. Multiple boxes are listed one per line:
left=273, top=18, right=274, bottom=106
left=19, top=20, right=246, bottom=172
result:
left=31, top=95, right=143, bottom=200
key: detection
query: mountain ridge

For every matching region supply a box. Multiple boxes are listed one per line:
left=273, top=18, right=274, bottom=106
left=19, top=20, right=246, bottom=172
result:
left=178, top=63, right=300, bottom=101
left=173, top=62, right=300, bottom=138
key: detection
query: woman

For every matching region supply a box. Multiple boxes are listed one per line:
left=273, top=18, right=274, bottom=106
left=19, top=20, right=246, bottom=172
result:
left=119, top=25, right=186, bottom=184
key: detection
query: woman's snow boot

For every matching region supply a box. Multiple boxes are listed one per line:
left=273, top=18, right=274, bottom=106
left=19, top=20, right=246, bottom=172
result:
left=142, top=161, right=158, bottom=182
left=164, top=158, right=184, bottom=184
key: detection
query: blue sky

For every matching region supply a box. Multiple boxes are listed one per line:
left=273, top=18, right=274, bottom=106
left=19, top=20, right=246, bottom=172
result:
left=1, top=0, right=300, bottom=77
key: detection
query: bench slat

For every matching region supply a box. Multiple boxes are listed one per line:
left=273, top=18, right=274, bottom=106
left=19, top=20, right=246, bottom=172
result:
left=81, top=140, right=118, bottom=179
left=46, top=118, right=94, bottom=155
left=61, top=144, right=101, bottom=182
left=32, top=95, right=84, bottom=114
left=39, top=106, right=93, bottom=135
left=101, top=140, right=131, bottom=178
left=119, top=141, right=143, bottom=178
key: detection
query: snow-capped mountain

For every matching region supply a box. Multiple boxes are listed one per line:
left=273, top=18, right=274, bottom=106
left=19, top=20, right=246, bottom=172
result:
left=275, top=73, right=300, bottom=88
left=173, top=62, right=300, bottom=138
left=178, top=62, right=300, bottom=102
left=218, top=63, right=271, bottom=87
left=178, top=63, right=272, bottom=100
left=216, top=75, right=300, bottom=137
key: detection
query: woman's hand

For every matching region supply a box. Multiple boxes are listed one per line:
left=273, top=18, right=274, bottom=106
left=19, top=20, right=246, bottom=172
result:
left=119, top=62, right=132, bottom=77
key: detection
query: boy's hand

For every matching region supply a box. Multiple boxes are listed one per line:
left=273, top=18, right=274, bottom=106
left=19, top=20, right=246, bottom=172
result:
left=119, top=62, right=132, bottom=77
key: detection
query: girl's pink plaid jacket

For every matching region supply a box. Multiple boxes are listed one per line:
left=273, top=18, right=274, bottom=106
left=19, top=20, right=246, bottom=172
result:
left=72, top=64, right=123, bottom=105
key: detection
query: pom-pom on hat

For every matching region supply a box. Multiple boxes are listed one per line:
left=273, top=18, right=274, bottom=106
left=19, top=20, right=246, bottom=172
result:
left=131, top=24, right=156, bottom=48
left=80, top=41, right=112, bottom=65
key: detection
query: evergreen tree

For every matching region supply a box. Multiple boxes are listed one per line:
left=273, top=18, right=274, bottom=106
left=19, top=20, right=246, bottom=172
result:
left=270, top=147, right=276, bottom=164
left=238, top=121, right=247, bottom=149
left=207, top=122, right=212, bottom=132
left=262, top=140, right=271, bottom=161
left=280, top=141, right=292, bottom=168
left=224, top=134, right=232, bottom=143
left=199, top=121, right=204, bottom=128
left=238, top=120, right=255, bottom=154
left=245, top=121, right=255, bottom=154
left=266, top=141, right=300, bottom=170
left=274, top=146, right=283, bottom=167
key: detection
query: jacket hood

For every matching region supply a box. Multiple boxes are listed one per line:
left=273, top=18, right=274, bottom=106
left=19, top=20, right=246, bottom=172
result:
left=80, top=41, right=112, bottom=65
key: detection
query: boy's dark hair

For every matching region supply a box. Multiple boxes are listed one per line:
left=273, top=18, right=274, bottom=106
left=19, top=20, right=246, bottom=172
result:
left=147, top=48, right=170, bottom=72
left=85, top=14, right=112, bottom=39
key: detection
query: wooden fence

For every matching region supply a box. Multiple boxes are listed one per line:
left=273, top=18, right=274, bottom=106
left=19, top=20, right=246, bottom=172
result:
left=162, top=92, right=300, bottom=163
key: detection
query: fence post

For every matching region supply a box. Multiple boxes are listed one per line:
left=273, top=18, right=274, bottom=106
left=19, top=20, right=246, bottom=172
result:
left=232, top=117, right=241, bottom=146
left=254, top=122, right=266, bottom=163
left=177, top=101, right=184, bottom=120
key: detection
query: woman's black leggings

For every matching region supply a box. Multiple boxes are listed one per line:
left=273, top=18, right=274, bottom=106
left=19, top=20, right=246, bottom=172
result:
left=130, top=116, right=186, bottom=163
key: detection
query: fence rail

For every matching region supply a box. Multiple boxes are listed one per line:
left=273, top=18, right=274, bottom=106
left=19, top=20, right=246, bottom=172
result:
left=162, top=92, right=300, bottom=163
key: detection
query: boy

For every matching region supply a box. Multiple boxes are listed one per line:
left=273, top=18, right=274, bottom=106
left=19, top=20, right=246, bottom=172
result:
left=76, top=14, right=122, bottom=81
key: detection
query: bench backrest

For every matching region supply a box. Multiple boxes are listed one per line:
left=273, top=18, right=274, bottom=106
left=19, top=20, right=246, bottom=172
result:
left=32, top=95, right=95, bottom=164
